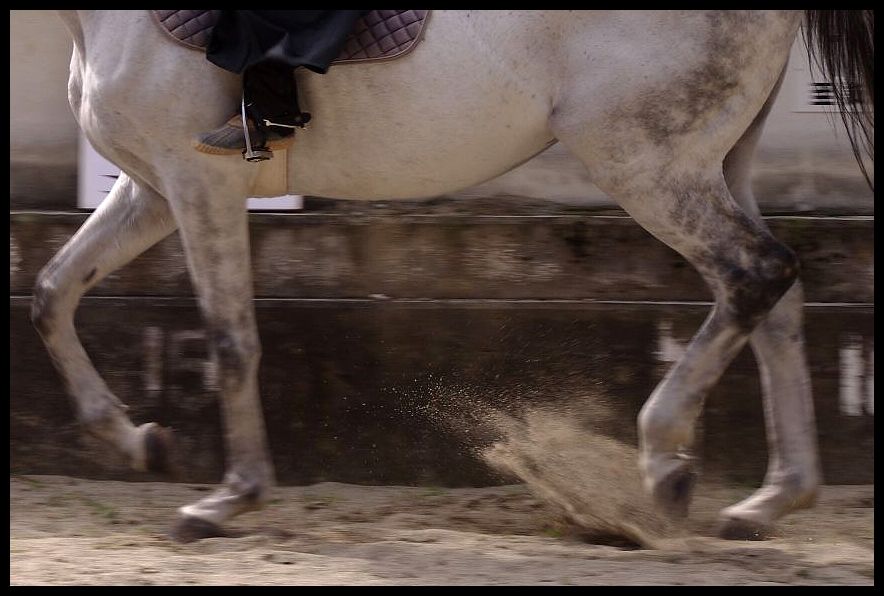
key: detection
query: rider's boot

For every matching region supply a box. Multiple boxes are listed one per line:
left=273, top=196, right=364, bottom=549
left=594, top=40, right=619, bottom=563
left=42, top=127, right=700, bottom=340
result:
left=194, top=61, right=309, bottom=156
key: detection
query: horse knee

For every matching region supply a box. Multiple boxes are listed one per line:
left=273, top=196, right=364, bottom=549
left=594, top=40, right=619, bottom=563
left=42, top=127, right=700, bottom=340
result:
left=722, top=241, right=799, bottom=331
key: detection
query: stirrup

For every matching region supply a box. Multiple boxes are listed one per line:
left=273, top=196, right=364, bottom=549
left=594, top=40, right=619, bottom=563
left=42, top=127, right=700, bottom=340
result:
left=241, top=93, right=273, bottom=162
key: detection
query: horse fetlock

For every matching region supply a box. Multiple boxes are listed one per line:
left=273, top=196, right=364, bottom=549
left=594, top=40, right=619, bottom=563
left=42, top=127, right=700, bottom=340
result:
left=78, top=386, right=130, bottom=421
left=641, top=452, right=698, bottom=519
left=717, top=476, right=818, bottom=540
left=79, top=397, right=127, bottom=431
left=637, top=402, right=694, bottom=455
left=140, top=422, right=179, bottom=476
left=770, top=469, right=820, bottom=510
left=177, top=478, right=267, bottom=529
left=223, top=469, right=271, bottom=508
left=76, top=401, right=154, bottom=473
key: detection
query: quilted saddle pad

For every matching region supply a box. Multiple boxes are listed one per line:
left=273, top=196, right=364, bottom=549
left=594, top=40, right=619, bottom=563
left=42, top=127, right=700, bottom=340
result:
left=152, top=10, right=430, bottom=65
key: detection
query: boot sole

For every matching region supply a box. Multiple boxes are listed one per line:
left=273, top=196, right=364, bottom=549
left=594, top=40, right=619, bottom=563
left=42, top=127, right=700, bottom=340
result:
left=192, top=136, right=295, bottom=156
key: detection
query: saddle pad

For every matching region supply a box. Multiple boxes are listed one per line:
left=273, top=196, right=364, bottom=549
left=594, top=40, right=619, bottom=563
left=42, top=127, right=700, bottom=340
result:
left=152, top=10, right=430, bottom=64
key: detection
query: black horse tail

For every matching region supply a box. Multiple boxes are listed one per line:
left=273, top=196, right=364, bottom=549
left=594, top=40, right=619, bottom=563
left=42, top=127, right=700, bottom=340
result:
left=803, top=10, right=874, bottom=189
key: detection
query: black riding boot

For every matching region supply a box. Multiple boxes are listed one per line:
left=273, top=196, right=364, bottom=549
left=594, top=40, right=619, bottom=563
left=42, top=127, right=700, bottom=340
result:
left=194, top=61, right=310, bottom=156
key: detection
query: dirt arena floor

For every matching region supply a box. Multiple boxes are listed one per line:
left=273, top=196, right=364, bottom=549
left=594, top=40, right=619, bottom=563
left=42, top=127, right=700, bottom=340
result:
left=10, top=409, right=875, bottom=586
left=10, top=472, right=873, bottom=586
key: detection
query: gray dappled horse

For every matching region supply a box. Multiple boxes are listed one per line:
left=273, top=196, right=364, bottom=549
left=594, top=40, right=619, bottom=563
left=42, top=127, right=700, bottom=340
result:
left=38, top=11, right=873, bottom=542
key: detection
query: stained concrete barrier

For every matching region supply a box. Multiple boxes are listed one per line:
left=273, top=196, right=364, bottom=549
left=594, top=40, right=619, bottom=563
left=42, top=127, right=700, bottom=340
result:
left=9, top=206, right=874, bottom=486
left=10, top=207, right=874, bottom=303
left=9, top=298, right=874, bottom=486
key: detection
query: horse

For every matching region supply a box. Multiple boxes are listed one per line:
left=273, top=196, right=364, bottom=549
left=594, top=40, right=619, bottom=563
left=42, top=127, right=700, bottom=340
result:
left=39, top=10, right=873, bottom=543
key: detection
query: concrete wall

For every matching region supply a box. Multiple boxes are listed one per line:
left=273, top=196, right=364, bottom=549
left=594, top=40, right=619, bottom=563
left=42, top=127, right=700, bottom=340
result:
left=9, top=10, right=873, bottom=212
left=10, top=211, right=875, bottom=304
left=9, top=212, right=875, bottom=485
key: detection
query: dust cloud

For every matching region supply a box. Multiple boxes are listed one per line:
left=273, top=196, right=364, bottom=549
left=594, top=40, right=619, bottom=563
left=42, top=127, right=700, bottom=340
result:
left=393, top=374, right=676, bottom=548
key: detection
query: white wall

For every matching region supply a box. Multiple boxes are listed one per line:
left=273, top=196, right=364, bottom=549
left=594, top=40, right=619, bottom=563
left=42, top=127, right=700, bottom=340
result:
left=10, top=10, right=80, bottom=208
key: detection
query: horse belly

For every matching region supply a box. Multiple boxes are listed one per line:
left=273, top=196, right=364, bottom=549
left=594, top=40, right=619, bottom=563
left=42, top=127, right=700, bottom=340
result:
left=286, top=11, right=559, bottom=200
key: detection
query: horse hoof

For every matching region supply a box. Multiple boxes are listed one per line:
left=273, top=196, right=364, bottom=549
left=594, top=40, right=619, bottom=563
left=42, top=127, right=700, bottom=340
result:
left=144, top=423, right=179, bottom=477
left=717, top=517, right=772, bottom=541
left=652, top=466, right=697, bottom=519
left=169, top=516, right=228, bottom=543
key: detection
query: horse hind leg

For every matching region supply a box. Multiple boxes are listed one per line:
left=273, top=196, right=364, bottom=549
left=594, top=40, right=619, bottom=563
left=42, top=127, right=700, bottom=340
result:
left=716, top=71, right=821, bottom=539
left=627, top=176, right=802, bottom=520
left=552, top=115, right=803, bottom=527
left=31, top=173, right=179, bottom=474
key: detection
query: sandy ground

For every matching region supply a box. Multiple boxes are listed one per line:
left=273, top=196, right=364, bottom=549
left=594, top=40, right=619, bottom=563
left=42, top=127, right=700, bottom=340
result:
left=10, top=473, right=873, bottom=586
left=9, top=403, right=874, bottom=586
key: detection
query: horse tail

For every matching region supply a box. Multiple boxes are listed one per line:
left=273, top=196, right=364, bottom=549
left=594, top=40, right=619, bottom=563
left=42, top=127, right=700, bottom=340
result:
left=802, top=10, right=874, bottom=189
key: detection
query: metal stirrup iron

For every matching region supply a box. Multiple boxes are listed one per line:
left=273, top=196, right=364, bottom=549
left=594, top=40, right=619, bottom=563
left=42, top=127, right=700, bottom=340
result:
left=241, top=92, right=273, bottom=162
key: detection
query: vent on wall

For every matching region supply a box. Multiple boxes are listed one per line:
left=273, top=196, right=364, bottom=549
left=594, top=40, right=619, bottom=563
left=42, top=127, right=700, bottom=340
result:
left=789, top=37, right=864, bottom=114
left=802, top=79, right=863, bottom=113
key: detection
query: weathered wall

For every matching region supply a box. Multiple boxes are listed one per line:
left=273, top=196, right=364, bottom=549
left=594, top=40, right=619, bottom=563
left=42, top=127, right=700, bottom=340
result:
left=10, top=210, right=875, bottom=303
left=9, top=10, right=874, bottom=212
left=9, top=211, right=875, bottom=486
left=9, top=297, right=875, bottom=487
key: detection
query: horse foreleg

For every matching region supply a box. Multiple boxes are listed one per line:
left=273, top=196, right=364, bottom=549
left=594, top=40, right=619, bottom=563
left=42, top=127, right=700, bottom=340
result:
left=32, top=173, right=178, bottom=472
left=163, top=173, right=274, bottom=543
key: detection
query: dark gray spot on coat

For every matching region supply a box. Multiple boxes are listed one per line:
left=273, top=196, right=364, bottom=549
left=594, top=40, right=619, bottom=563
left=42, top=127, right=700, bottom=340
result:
left=713, top=240, right=799, bottom=331
left=631, top=12, right=759, bottom=148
